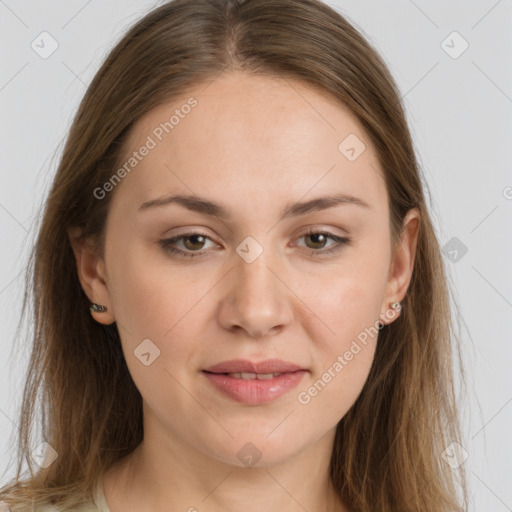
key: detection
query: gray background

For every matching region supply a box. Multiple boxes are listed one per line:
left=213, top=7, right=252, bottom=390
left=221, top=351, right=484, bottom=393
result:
left=1, top=0, right=511, bottom=510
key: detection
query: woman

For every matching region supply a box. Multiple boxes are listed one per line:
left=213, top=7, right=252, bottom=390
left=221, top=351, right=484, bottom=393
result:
left=0, top=0, right=468, bottom=510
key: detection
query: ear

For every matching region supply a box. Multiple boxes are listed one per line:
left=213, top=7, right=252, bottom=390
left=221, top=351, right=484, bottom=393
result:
left=67, top=226, right=115, bottom=325
left=380, top=208, right=420, bottom=326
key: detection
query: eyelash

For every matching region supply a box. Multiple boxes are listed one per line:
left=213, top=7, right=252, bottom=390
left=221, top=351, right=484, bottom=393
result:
left=158, top=229, right=351, bottom=259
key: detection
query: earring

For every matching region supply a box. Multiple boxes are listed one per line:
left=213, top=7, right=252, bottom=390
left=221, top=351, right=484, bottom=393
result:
left=379, top=301, right=402, bottom=329
left=90, top=303, right=107, bottom=313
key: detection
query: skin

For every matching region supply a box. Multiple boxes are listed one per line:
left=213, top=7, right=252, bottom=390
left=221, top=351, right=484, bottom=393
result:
left=69, top=70, right=420, bottom=512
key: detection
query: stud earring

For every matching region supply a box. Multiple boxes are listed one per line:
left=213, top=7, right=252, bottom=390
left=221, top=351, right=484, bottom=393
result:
left=379, top=301, right=403, bottom=329
left=90, top=303, right=107, bottom=313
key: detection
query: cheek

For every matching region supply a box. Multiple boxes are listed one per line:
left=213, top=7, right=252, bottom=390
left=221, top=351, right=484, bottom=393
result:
left=302, top=280, right=379, bottom=397
left=305, top=247, right=390, bottom=350
left=295, top=242, right=390, bottom=411
left=294, top=279, right=382, bottom=425
left=107, top=237, right=193, bottom=338
left=106, top=244, right=214, bottom=381
left=107, top=259, right=199, bottom=413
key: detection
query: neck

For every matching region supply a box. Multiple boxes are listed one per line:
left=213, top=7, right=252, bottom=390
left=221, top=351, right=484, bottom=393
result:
left=103, top=422, right=348, bottom=512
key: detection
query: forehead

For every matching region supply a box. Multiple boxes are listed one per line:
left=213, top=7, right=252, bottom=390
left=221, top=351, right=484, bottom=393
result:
left=110, top=71, right=386, bottom=217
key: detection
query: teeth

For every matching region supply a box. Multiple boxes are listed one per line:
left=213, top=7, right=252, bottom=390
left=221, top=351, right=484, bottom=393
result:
left=255, top=372, right=277, bottom=380
left=228, top=372, right=282, bottom=379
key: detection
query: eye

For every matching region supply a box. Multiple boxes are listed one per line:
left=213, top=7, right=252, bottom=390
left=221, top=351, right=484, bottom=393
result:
left=158, top=232, right=216, bottom=258
left=295, top=229, right=351, bottom=256
left=158, top=229, right=351, bottom=259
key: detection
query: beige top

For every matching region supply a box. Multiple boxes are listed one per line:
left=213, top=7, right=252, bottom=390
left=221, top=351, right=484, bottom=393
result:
left=92, top=477, right=111, bottom=512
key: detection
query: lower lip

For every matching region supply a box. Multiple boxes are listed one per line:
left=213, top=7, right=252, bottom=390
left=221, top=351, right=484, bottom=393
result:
left=202, top=370, right=308, bottom=405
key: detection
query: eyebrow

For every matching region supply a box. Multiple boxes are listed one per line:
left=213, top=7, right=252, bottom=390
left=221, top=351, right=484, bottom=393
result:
left=138, top=192, right=370, bottom=219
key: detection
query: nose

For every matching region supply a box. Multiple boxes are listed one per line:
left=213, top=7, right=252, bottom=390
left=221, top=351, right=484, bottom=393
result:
left=217, top=247, right=294, bottom=339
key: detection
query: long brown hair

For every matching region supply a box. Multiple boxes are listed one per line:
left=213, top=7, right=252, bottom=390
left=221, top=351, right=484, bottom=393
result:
left=1, top=0, right=468, bottom=510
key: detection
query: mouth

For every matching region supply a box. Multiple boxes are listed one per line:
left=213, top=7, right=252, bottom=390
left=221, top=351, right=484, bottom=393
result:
left=206, top=371, right=286, bottom=380
left=202, top=359, right=308, bottom=405
left=203, top=358, right=305, bottom=374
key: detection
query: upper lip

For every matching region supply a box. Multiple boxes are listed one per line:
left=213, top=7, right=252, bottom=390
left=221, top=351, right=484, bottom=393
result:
left=203, top=359, right=305, bottom=374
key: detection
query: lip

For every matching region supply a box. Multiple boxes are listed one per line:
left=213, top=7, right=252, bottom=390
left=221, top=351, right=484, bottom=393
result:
left=204, top=358, right=305, bottom=374
left=203, top=371, right=307, bottom=405
left=202, top=359, right=308, bottom=405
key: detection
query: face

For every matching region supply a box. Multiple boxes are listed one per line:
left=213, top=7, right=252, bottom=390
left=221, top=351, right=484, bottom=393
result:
left=78, top=70, right=418, bottom=468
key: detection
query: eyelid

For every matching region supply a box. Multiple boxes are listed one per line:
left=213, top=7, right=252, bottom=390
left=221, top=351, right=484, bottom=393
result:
left=291, top=230, right=351, bottom=258
left=161, top=230, right=218, bottom=252
left=158, top=226, right=351, bottom=259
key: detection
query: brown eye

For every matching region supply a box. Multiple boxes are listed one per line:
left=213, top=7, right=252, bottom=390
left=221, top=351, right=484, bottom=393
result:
left=304, top=232, right=329, bottom=250
left=159, top=230, right=351, bottom=259
left=296, top=230, right=351, bottom=256
left=158, top=231, right=216, bottom=258
left=182, top=234, right=207, bottom=251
